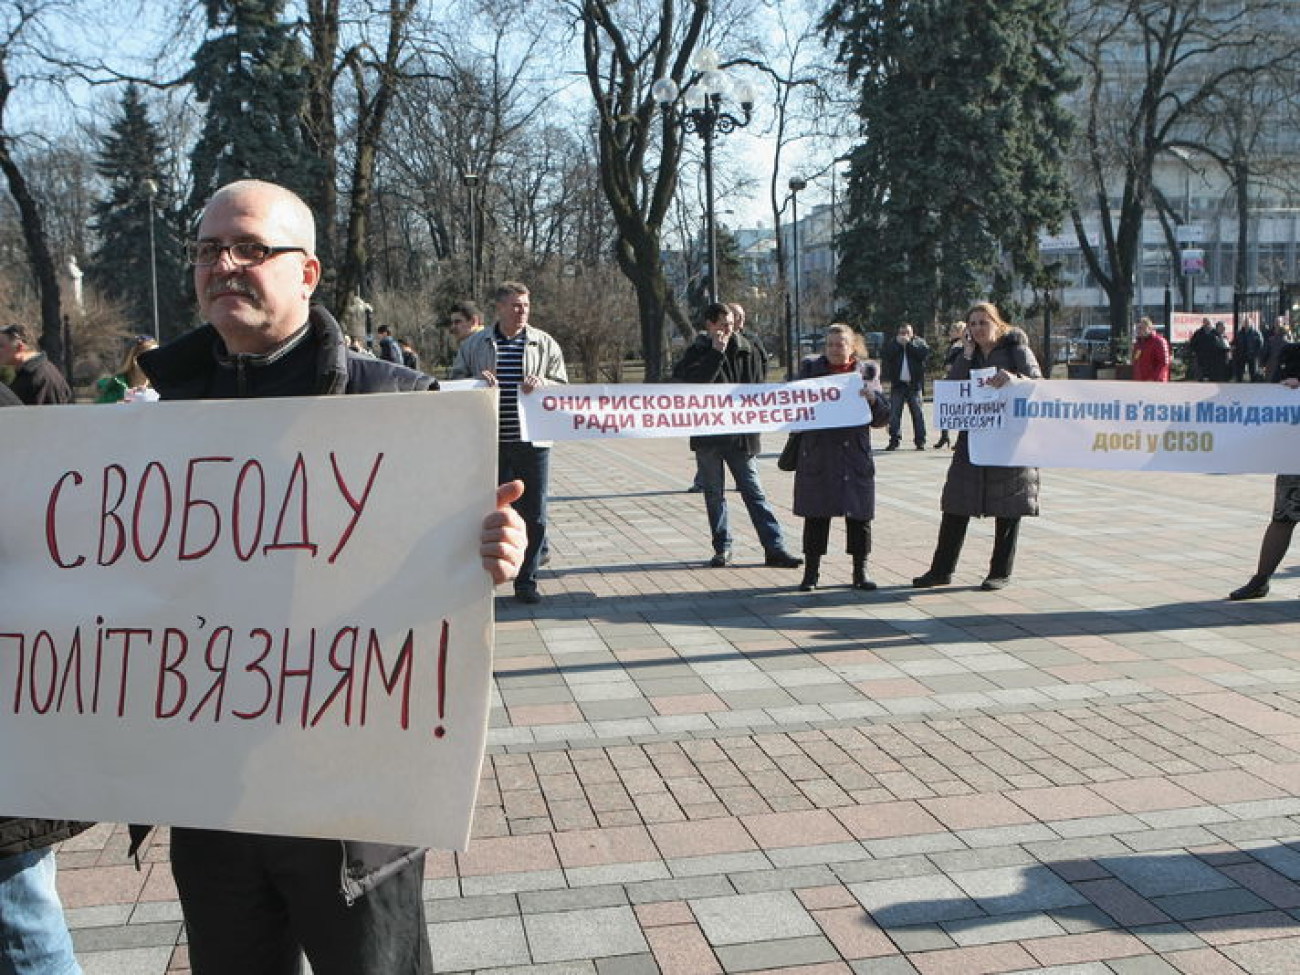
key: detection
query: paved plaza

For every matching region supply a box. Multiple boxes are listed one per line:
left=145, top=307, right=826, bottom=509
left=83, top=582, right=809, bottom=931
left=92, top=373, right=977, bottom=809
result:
left=52, top=433, right=1300, bottom=974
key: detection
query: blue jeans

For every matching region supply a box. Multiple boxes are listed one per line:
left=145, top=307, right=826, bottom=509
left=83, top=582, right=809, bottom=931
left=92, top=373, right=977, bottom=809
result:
left=695, top=445, right=786, bottom=554
left=0, top=847, right=81, bottom=975
left=888, top=382, right=927, bottom=445
left=499, top=442, right=550, bottom=593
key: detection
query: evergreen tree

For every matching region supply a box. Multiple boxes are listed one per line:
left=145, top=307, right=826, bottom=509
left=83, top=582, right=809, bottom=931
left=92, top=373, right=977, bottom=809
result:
left=821, top=0, right=1075, bottom=327
left=88, top=84, right=188, bottom=337
left=187, top=0, right=323, bottom=218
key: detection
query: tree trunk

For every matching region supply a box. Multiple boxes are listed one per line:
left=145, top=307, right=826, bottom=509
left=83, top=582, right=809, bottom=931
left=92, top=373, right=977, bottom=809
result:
left=0, top=131, right=63, bottom=372
left=303, top=0, right=340, bottom=306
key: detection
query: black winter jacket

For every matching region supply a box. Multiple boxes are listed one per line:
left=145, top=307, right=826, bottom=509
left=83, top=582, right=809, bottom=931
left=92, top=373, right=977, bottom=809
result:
left=672, top=331, right=767, bottom=455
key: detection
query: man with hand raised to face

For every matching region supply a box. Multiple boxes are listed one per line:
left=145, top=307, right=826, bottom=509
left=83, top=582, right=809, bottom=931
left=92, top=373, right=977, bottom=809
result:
left=135, top=179, right=527, bottom=975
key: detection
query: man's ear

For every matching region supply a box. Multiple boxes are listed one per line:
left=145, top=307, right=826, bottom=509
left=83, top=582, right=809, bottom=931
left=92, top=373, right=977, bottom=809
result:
left=302, top=255, right=322, bottom=296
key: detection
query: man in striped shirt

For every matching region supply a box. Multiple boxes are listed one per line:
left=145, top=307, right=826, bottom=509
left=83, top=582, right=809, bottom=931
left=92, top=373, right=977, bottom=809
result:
left=452, top=281, right=569, bottom=604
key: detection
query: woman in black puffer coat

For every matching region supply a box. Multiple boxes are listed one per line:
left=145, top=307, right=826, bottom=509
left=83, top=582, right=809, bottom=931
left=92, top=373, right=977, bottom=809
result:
left=792, top=324, right=891, bottom=591
left=913, top=302, right=1043, bottom=591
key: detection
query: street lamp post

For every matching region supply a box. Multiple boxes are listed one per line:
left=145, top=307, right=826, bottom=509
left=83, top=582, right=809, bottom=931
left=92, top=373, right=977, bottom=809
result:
left=788, top=177, right=807, bottom=379
left=143, top=179, right=160, bottom=342
left=463, top=172, right=480, bottom=298
left=653, top=49, right=754, bottom=305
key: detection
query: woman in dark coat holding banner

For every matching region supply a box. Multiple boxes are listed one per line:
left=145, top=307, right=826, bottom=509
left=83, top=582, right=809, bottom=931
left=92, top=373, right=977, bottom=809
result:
left=792, top=324, right=891, bottom=591
left=913, top=302, right=1043, bottom=591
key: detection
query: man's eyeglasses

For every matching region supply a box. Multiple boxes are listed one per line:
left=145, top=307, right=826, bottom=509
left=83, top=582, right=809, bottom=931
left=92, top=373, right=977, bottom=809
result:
left=186, top=241, right=308, bottom=267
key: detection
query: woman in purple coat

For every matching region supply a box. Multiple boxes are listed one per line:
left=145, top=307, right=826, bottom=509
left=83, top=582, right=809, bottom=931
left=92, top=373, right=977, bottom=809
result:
left=792, top=324, right=891, bottom=591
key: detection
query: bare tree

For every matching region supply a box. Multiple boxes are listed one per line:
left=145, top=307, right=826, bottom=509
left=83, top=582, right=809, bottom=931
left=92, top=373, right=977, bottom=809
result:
left=1066, top=0, right=1300, bottom=342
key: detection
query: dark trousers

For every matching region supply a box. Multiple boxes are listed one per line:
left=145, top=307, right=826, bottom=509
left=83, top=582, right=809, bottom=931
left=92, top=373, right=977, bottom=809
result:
left=170, top=829, right=432, bottom=975
left=929, top=513, right=1020, bottom=578
left=802, top=517, right=870, bottom=558
left=888, top=382, right=926, bottom=445
left=499, top=441, right=550, bottom=593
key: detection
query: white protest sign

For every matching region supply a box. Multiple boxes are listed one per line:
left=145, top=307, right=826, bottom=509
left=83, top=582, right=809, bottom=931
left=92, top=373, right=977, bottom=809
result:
left=931, top=371, right=1010, bottom=432
left=520, top=373, right=868, bottom=441
left=933, top=379, right=1300, bottom=473
left=0, top=391, right=498, bottom=851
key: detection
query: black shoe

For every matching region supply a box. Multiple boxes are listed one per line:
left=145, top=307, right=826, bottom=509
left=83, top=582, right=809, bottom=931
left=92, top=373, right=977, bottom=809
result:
left=764, top=550, right=804, bottom=569
left=853, top=574, right=878, bottom=591
left=912, top=570, right=952, bottom=588
left=514, top=587, right=541, bottom=605
left=915, top=443, right=926, bottom=451
left=540, top=550, right=552, bottom=566
left=933, top=438, right=949, bottom=449
left=980, top=576, right=1010, bottom=591
left=708, top=549, right=733, bottom=568
left=798, top=573, right=819, bottom=592
left=1228, top=577, right=1270, bottom=600
left=687, top=483, right=704, bottom=493
left=885, top=441, right=900, bottom=451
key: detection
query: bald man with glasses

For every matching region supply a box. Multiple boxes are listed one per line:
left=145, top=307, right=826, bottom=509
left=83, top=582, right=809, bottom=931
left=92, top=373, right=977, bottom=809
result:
left=135, top=179, right=526, bottom=975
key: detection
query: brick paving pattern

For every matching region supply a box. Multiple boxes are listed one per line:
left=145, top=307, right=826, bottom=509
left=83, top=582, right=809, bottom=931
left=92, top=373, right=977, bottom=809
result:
left=52, top=434, right=1300, bottom=973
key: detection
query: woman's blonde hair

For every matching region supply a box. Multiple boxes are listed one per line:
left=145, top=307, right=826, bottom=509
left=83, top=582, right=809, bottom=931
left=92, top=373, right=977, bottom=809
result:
left=119, top=336, right=158, bottom=387
left=966, top=302, right=1011, bottom=338
left=825, top=322, right=868, bottom=359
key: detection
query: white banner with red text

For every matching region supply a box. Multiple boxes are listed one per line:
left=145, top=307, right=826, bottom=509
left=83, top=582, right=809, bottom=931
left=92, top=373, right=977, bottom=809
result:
left=519, top=372, right=870, bottom=441
left=0, top=391, right=498, bottom=850
left=932, top=378, right=1300, bottom=473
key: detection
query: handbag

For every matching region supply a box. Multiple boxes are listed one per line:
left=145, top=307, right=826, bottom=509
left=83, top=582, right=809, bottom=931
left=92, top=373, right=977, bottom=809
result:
left=777, top=432, right=801, bottom=472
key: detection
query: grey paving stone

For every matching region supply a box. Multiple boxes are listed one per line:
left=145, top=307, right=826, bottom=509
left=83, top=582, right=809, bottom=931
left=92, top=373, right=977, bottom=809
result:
left=625, top=874, right=736, bottom=904
left=64, top=904, right=133, bottom=929
left=949, top=864, right=1090, bottom=914
left=713, top=934, right=838, bottom=972
left=1221, top=935, right=1300, bottom=973
left=730, top=864, right=838, bottom=894
left=79, top=947, right=174, bottom=975
left=849, top=874, right=985, bottom=927
left=595, top=953, right=661, bottom=975
left=765, top=841, right=872, bottom=868
left=1097, top=854, right=1236, bottom=898
left=519, top=885, right=627, bottom=915
left=834, top=855, right=940, bottom=884
left=524, top=906, right=648, bottom=963
left=1151, top=887, right=1273, bottom=921
left=71, top=922, right=182, bottom=952
left=1106, top=956, right=1184, bottom=974
left=1118, top=827, right=1221, bottom=853
left=690, top=890, right=819, bottom=945
left=850, top=957, right=921, bottom=974
left=667, top=852, right=772, bottom=878
left=426, top=892, right=520, bottom=923
left=566, top=861, right=671, bottom=888
left=928, top=845, right=1038, bottom=874
left=429, top=916, right=530, bottom=972
left=461, top=868, right=568, bottom=897
left=883, top=923, right=957, bottom=952
left=863, top=833, right=969, bottom=858
left=1054, top=903, right=1121, bottom=933
left=941, top=909, right=1066, bottom=945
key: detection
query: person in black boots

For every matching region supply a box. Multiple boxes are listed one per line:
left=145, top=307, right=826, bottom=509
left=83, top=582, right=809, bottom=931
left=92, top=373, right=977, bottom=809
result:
left=792, top=324, right=891, bottom=591
left=1227, top=354, right=1300, bottom=600
left=881, top=322, right=929, bottom=450
left=913, top=302, right=1043, bottom=591
left=933, top=321, right=966, bottom=449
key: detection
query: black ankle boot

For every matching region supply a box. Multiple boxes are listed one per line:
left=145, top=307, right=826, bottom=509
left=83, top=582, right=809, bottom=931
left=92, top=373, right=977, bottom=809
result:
left=799, top=555, right=821, bottom=591
left=852, top=557, right=877, bottom=590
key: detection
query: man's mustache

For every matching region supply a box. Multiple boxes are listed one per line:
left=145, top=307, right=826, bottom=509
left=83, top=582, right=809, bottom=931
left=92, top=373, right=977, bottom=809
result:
left=206, top=278, right=258, bottom=300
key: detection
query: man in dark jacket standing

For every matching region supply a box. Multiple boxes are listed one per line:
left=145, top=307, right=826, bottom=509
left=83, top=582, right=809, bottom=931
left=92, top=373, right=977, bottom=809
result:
left=0, top=323, right=72, bottom=405
left=881, top=323, right=929, bottom=450
left=673, top=302, right=801, bottom=569
left=137, top=179, right=526, bottom=975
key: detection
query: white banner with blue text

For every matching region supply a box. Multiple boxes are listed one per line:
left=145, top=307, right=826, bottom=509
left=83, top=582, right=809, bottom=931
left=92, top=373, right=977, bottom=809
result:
left=932, top=378, right=1300, bottom=473
left=519, top=372, right=869, bottom=441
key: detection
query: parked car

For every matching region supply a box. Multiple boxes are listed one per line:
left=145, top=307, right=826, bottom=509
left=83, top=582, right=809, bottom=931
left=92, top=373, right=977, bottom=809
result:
left=1060, top=326, right=1113, bottom=363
